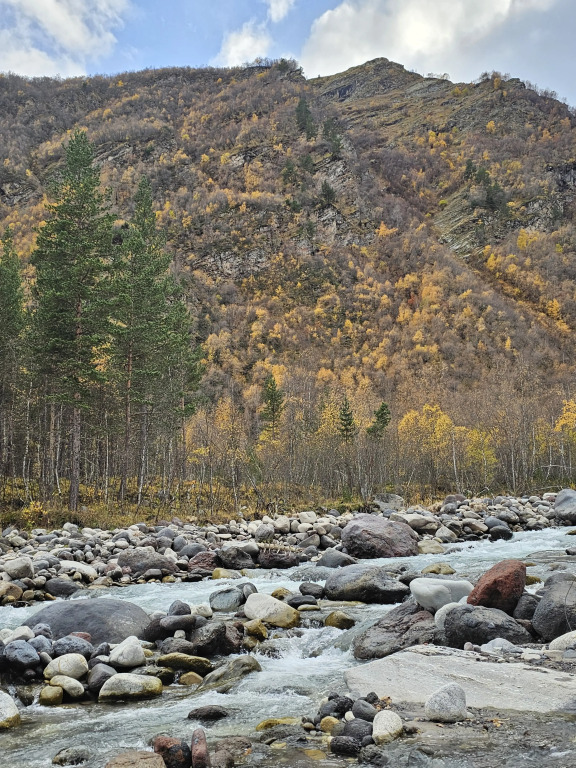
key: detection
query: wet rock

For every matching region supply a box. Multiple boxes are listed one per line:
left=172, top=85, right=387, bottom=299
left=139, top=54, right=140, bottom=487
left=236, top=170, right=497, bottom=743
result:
left=44, top=578, right=84, bottom=597
left=325, top=611, right=355, bottom=629
left=424, top=682, right=468, bottom=722
left=467, top=559, right=526, bottom=614
left=330, top=736, right=362, bottom=756
left=444, top=604, right=532, bottom=648
left=318, top=695, right=354, bottom=719
left=418, top=540, right=446, bottom=555
left=489, top=525, right=513, bottom=541
left=354, top=602, right=434, bottom=663
left=157, top=654, right=212, bottom=675
left=179, top=671, right=203, bottom=686
left=116, top=549, right=178, bottom=576
left=343, top=717, right=373, bottom=741
left=286, top=594, right=317, bottom=608
left=243, top=593, right=300, bottom=628
left=409, top=577, right=473, bottom=612
left=98, top=673, right=163, bottom=701
left=159, top=614, right=197, bottom=633
left=244, top=619, right=267, bottom=640
left=209, top=586, right=244, bottom=613
left=198, top=655, right=261, bottom=691
left=532, top=576, right=576, bottom=641
left=257, top=549, right=300, bottom=569
left=44, top=653, right=89, bottom=680
left=86, top=663, right=117, bottom=693
left=0, top=582, right=23, bottom=601
left=188, top=705, right=230, bottom=721
left=341, top=515, right=418, bottom=559
left=39, top=685, right=63, bottom=705
left=52, top=635, right=94, bottom=659
left=5, top=639, right=40, bottom=670
left=168, top=600, right=191, bottom=616
left=152, top=736, right=192, bottom=768
left=52, top=746, right=91, bottom=765
left=50, top=675, right=84, bottom=698
left=352, top=699, right=378, bottom=721
left=299, top=582, right=324, bottom=599
left=24, top=599, right=150, bottom=645
left=316, top=548, right=357, bottom=568
left=371, top=711, right=403, bottom=744
left=191, top=728, right=210, bottom=768
left=187, top=621, right=243, bottom=656
left=325, top=565, right=409, bottom=604
left=0, top=690, right=20, bottom=728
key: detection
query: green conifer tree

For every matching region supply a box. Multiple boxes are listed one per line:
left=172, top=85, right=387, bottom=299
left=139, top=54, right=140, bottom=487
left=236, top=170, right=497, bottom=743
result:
left=338, top=396, right=357, bottom=443
left=295, top=97, right=316, bottom=140
left=31, top=129, right=113, bottom=510
left=367, top=401, right=391, bottom=439
left=261, top=374, right=284, bottom=439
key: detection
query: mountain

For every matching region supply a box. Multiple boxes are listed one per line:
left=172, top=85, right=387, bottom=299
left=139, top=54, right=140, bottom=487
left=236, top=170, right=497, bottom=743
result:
left=2, top=57, right=576, bottom=504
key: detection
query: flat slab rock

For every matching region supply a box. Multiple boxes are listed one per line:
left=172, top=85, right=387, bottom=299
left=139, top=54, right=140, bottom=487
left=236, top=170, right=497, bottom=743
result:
left=344, top=645, right=576, bottom=713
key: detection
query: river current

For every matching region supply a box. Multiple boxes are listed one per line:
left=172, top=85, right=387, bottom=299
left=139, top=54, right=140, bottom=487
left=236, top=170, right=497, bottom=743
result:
left=1, top=527, right=574, bottom=768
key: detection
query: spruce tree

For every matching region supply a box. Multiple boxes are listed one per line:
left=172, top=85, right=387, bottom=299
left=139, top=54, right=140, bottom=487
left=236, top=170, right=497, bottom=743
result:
left=31, top=129, right=113, bottom=510
left=110, top=176, right=200, bottom=501
left=367, top=401, right=391, bottom=439
left=0, top=228, right=25, bottom=485
left=338, top=396, right=357, bottom=443
left=261, top=374, right=284, bottom=440
left=295, top=97, right=316, bottom=140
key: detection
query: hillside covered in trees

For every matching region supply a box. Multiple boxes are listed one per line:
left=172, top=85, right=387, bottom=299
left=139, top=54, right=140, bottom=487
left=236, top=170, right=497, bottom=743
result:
left=2, top=57, right=576, bottom=521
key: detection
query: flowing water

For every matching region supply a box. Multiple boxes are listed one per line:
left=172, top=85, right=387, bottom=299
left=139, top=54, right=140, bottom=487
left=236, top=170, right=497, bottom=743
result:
left=1, top=527, right=575, bottom=768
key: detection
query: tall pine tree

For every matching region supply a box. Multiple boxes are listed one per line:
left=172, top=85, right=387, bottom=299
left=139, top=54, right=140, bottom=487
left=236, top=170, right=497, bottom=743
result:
left=31, top=129, right=113, bottom=510
left=260, top=374, right=284, bottom=440
left=110, top=176, right=200, bottom=502
left=0, top=227, right=25, bottom=488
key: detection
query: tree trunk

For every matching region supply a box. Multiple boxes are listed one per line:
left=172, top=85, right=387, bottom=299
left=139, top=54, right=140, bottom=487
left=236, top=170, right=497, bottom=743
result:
left=69, top=399, right=81, bottom=511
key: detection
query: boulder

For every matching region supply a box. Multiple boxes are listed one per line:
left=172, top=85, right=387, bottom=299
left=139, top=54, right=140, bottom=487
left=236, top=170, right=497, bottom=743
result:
left=50, top=674, right=84, bottom=698
left=444, top=604, right=532, bottom=648
left=345, top=644, right=576, bottom=713
left=243, top=593, right=300, bottom=628
left=24, top=598, right=150, bottom=645
left=418, top=540, right=445, bottom=555
left=109, top=636, right=146, bottom=668
left=198, top=655, right=261, bottom=691
left=549, top=630, right=576, bottom=651
left=52, top=747, right=91, bottom=766
left=4, top=639, right=40, bottom=670
left=0, top=690, right=20, bottom=728
left=372, top=710, right=403, bottom=745
left=191, top=728, right=210, bottom=768
left=86, top=663, right=117, bottom=693
left=152, top=736, right=191, bottom=768
left=467, top=559, right=526, bottom=614
left=39, top=685, right=63, bottom=705
left=554, top=488, right=576, bottom=523
left=424, top=683, right=468, bottom=722
left=45, top=578, right=83, bottom=597
left=44, top=653, right=89, bottom=680
left=532, top=576, right=576, bottom=641
left=218, top=547, right=254, bottom=571
left=52, top=635, right=94, bottom=658
left=157, top=654, right=212, bottom=675
left=324, top=565, right=409, bottom=604
left=316, top=548, right=357, bottom=568
left=341, top=514, right=418, bottom=559
left=257, top=549, right=300, bottom=569
left=2, top=556, right=34, bottom=580
left=116, top=549, right=178, bottom=576
left=209, top=586, right=244, bottom=613
left=98, top=673, right=163, bottom=701
left=409, top=578, right=473, bottom=612
left=353, top=601, right=436, bottom=659
left=187, top=551, right=221, bottom=573
left=188, top=705, right=230, bottom=721
left=187, top=621, right=243, bottom=656
left=325, top=611, right=355, bottom=630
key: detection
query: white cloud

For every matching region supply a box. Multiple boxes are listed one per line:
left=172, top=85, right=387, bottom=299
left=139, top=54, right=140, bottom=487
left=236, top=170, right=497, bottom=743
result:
left=266, top=0, right=296, bottom=23
left=214, top=21, right=272, bottom=67
left=300, top=0, right=559, bottom=79
left=0, top=0, right=130, bottom=77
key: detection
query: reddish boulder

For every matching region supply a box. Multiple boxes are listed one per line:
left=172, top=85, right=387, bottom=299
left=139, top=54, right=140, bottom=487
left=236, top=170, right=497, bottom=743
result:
left=341, top=514, right=418, bottom=559
left=153, top=735, right=191, bottom=768
left=467, top=559, right=526, bottom=615
left=188, top=551, right=221, bottom=573
left=191, top=728, right=210, bottom=768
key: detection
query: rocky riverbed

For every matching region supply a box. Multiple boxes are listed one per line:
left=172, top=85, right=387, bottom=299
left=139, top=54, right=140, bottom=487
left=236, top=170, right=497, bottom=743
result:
left=3, top=491, right=576, bottom=767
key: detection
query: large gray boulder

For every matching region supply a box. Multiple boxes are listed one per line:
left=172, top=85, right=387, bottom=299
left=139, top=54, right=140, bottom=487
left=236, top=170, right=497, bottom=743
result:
left=325, top=564, right=409, bottom=604
left=116, top=549, right=178, bottom=576
left=341, top=514, right=418, bottom=559
left=444, top=604, right=532, bottom=648
left=345, top=644, right=576, bottom=713
left=532, top=575, right=576, bottom=641
left=353, top=601, right=436, bottom=659
left=553, top=488, right=576, bottom=523
left=24, top=599, right=150, bottom=645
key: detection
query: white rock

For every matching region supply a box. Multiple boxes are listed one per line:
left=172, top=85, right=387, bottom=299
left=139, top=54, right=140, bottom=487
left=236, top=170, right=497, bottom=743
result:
left=2, top=557, right=34, bottom=580
left=0, top=691, right=20, bottom=728
left=109, top=636, right=146, bottom=668
left=410, top=578, right=473, bottom=612
left=434, top=602, right=460, bottom=630
left=50, top=675, right=84, bottom=698
left=44, top=653, right=89, bottom=681
left=98, top=673, right=162, bottom=701
left=549, top=630, right=576, bottom=651
left=243, top=593, right=300, bottom=628
left=372, top=710, right=403, bottom=744
left=424, top=683, right=468, bottom=723
left=4, top=626, right=34, bottom=644
left=58, top=561, right=98, bottom=581
left=299, top=510, right=317, bottom=524
left=190, top=603, right=213, bottom=618
left=273, top=516, right=291, bottom=533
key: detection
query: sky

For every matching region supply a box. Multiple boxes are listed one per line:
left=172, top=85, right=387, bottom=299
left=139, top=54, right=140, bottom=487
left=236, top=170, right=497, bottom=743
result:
left=0, top=0, right=574, bottom=105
